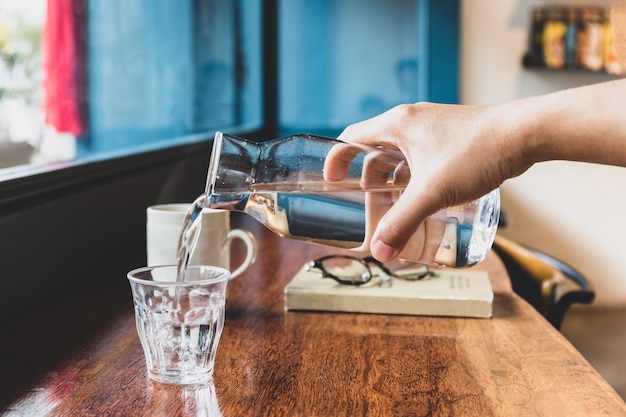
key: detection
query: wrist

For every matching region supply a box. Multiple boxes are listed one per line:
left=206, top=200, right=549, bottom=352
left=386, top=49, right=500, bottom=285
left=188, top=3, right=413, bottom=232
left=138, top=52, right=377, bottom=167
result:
left=483, top=101, right=539, bottom=178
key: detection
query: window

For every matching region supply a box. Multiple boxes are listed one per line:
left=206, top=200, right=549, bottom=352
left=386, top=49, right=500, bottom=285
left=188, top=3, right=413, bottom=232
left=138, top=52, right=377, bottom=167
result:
left=0, top=1, right=45, bottom=169
left=87, top=0, right=262, bottom=153
left=0, top=0, right=262, bottom=177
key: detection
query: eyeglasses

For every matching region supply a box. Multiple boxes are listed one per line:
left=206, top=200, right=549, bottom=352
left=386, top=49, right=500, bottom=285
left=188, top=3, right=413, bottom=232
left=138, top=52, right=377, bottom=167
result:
left=306, top=255, right=433, bottom=287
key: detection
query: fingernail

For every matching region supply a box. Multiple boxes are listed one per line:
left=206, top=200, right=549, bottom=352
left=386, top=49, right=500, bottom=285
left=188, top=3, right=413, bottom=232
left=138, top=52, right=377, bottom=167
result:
left=372, top=240, right=398, bottom=262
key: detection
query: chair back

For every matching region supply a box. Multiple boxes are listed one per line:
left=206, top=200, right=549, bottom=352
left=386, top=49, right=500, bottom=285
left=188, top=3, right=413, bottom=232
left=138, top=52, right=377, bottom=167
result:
left=492, top=234, right=595, bottom=329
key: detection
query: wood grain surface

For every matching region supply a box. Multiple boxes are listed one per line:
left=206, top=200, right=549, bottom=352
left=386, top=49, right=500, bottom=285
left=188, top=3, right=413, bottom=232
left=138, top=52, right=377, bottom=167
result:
left=1, top=213, right=625, bottom=416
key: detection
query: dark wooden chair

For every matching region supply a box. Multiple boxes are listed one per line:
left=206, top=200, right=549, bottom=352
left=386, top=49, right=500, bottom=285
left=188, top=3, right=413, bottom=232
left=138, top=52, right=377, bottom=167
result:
left=492, top=234, right=595, bottom=330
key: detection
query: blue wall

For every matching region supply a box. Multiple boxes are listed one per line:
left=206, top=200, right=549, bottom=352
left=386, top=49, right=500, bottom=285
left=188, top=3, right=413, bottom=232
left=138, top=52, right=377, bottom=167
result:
left=279, top=0, right=459, bottom=133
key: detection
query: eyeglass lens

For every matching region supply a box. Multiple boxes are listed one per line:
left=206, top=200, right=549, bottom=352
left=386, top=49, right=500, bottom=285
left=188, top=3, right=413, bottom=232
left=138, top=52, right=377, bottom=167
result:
left=318, top=256, right=371, bottom=284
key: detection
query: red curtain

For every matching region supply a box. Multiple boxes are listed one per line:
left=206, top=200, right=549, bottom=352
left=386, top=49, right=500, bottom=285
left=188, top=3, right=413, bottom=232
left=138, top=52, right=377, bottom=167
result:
left=42, top=0, right=87, bottom=137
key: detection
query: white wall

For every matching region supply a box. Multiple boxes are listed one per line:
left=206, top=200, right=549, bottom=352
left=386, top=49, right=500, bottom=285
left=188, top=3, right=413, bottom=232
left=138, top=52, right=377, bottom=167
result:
left=462, top=0, right=626, bottom=307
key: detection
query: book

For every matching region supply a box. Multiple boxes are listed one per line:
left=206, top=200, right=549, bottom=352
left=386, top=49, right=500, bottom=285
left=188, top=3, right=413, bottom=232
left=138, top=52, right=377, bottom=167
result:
left=284, top=264, right=493, bottom=318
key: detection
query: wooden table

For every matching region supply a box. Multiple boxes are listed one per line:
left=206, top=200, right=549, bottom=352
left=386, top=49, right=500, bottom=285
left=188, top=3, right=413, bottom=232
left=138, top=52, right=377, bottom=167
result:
left=2, top=213, right=625, bottom=416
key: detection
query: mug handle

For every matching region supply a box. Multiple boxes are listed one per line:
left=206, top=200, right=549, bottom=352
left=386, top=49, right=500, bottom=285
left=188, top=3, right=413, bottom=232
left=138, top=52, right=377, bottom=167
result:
left=225, top=229, right=257, bottom=279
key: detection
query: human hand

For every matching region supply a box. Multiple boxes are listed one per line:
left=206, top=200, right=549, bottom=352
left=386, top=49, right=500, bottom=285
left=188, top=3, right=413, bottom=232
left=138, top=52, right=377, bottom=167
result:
left=324, top=142, right=446, bottom=264
left=332, top=102, right=527, bottom=262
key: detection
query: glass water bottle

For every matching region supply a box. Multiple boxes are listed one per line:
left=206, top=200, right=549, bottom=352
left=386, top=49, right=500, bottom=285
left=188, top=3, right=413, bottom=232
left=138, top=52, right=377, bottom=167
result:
left=205, top=131, right=500, bottom=268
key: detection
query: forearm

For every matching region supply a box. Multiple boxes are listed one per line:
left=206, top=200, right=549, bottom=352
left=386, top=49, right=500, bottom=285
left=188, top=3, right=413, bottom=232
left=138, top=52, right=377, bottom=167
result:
left=500, top=79, right=626, bottom=168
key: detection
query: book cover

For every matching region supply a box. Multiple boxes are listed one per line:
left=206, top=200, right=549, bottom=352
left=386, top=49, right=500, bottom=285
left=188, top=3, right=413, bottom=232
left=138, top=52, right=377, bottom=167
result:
left=284, top=264, right=493, bottom=318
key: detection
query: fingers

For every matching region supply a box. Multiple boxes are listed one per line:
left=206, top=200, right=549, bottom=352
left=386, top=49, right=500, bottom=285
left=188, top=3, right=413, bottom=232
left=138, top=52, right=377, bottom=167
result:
left=358, top=151, right=401, bottom=252
left=337, top=110, right=401, bottom=149
left=337, top=110, right=432, bottom=262
left=370, top=178, right=442, bottom=263
left=323, top=143, right=363, bottom=181
left=359, top=150, right=402, bottom=189
left=335, top=102, right=506, bottom=264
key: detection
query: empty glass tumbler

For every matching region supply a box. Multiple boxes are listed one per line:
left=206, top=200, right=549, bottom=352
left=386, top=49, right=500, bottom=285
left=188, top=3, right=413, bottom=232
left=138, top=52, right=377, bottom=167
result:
left=206, top=132, right=500, bottom=268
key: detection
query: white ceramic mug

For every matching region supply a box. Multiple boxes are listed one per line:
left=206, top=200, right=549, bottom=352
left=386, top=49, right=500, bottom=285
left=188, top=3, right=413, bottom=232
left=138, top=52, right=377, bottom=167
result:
left=146, top=203, right=256, bottom=279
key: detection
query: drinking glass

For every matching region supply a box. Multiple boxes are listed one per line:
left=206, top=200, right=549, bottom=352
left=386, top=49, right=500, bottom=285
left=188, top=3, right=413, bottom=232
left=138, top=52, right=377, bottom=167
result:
left=127, top=265, right=230, bottom=384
